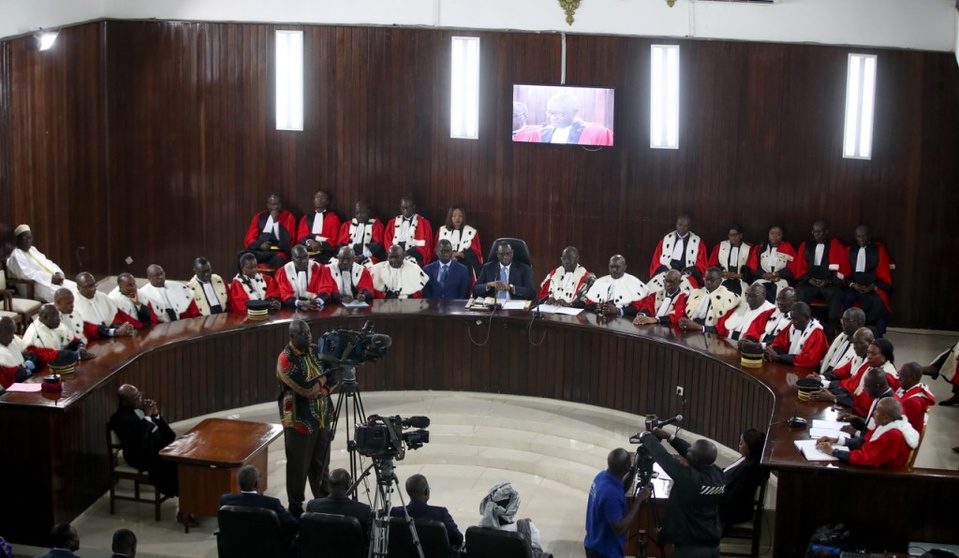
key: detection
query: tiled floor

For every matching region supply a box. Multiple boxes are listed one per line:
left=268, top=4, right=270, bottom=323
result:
left=11, top=329, right=958, bottom=558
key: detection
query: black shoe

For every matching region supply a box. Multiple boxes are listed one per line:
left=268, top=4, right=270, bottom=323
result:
left=939, top=396, right=959, bottom=407
left=952, top=447, right=959, bottom=454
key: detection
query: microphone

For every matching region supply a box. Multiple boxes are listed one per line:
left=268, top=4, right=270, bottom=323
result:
left=369, top=334, right=392, bottom=349
left=654, top=414, right=683, bottom=428
left=401, top=416, right=431, bottom=428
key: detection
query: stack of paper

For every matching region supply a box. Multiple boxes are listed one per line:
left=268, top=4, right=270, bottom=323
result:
left=809, top=419, right=849, bottom=440
left=794, top=439, right=838, bottom=461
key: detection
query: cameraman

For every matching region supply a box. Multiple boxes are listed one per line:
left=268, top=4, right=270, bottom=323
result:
left=638, top=428, right=725, bottom=558
left=584, top=448, right=648, bottom=558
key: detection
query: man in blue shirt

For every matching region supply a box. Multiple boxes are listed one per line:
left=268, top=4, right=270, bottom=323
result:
left=423, top=239, right=472, bottom=299
left=585, top=448, right=647, bottom=558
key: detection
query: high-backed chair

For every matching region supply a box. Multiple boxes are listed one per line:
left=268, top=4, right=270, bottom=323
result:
left=216, top=505, right=287, bottom=558
left=721, top=471, right=771, bottom=558
left=388, top=516, right=459, bottom=558
left=0, top=265, right=40, bottom=331
left=106, top=424, right=169, bottom=521
left=464, top=526, right=533, bottom=558
left=486, top=238, right=533, bottom=271
left=299, top=512, right=366, bottom=558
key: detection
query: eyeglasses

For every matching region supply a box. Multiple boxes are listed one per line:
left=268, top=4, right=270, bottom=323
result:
left=545, top=110, right=567, bottom=118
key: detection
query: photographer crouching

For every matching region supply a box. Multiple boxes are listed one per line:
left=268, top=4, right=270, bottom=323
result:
left=638, top=428, right=725, bottom=558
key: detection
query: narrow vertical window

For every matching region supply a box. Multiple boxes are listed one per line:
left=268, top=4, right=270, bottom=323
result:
left=275, top=30, right=304, bottom=131
left=450, top=36, right=480, bottom=140
left=843, top=53, right=877, bottom=159
left=650, top=44, right=680, bottom=149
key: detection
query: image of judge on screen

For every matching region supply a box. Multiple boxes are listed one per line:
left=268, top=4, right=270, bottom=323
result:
left=515, top=92, right=613, bottom=146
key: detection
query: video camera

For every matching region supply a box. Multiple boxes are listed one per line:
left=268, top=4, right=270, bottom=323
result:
left=626, top=413, right=682, bottom=488
left=352, top=414, right=430, bottom=461
left=318, top=321, right=392, bottom=368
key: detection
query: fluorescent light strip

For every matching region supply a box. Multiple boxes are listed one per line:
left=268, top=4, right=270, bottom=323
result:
left=275, top=30, right=304, bottom=132
left=450, top=36, right=480, bottom=140
left=651, top=44, right=680, bottom=149
left=843, top=53, right=877, bottom=159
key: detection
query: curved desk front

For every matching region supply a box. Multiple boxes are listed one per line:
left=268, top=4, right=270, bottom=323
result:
left=1, top=300, right=955, bottom=554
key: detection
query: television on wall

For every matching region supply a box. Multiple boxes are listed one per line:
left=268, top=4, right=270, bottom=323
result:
left=512, top=84, right=615, bottom=147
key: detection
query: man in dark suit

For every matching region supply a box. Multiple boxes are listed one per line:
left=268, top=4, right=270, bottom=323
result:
left=220, top=465, right=299, bottom=538
left=472, top=241, right=535, bottom=300
left=110, top=528, right=137, bottom=558
left=423, top=239, right=472, bottom=300
left=390, top=474, right=464, bottom=549
left=306, top=468, right=372, bottom=536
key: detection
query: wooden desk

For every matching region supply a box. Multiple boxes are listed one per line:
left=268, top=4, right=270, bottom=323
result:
left=159, top=418, right=282, bottom=523
left=1, top=301, right=956, bottom=553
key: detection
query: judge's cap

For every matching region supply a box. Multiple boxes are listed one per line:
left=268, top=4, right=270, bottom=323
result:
left=740, top=345, right=764, bottom=368
left=14, top=224, right=30, bottom=237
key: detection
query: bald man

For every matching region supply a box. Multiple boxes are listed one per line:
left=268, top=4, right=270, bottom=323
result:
left=719, top=282, right=774, bottom=341
left=371, top=245, right=430, bottom=300
left=634, top=269, right=688, bottom=327
left=579, top=255, right=647, bottom=317
left=275, top=245, right=337, bottom=310
left=138, top=264, right=200, bottom=322
left=108, top=272, right=160, bottom=328
left=678, top=267, right=740, bottom=334
left=337, top=201, right=387, bottom=266
left=639, top=428, right=725, bottom=556
left=0, top=316, right=38, bottom=388
left=538, top=246, right=592, bottom=306
left=817, top=398, right=920, bottom=468
left=895, top=362, right=935, bottom=433
left=73, top=272, right=136, bottom=340
left=383, top=195, right=433, bottom=266
left=648, top=215, right=709, bottom=295
left=328, top=246, right=376, bottom=303
left=764, top=302, right=828, bottom=369
left=23, top=303, right=89, bottom=365
left=535, top=92, right=613, bottom=146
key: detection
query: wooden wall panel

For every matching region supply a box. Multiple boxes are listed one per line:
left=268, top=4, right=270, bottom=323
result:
left=2, top=20, right=958, bottom=327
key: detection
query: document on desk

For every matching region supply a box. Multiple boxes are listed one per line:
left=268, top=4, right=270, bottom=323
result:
left=343, top=300, right=370, bottom=308
left=794, top=439, right=838, bottom=461
left=535, top=304, right=584, bottom=315
left=809, top=428, right=850, bottom=440
left=3, top=382, right=42, bottom=392
left=503, top=300, right=529, bottom=310
left=812, top=419, right=845, bottom=430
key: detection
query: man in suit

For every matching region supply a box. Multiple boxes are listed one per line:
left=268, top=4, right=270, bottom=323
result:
left=472, top=241, right=535, bottom=301
left=423, top=239, right=472, bottom=300
left=36, top=523, right=80, bottom=558
left=391, top=474, right=464, bottom=549
left=110, top=528, right=137, bottom=558
left=306, top=468, right=372, bottom=536
left=220, top=465, right=299, bottom=537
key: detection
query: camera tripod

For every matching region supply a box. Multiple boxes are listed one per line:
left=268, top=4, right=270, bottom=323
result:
left=329, top=364, right=367, bottom=484
left=350, top=456, right=425, bottom=558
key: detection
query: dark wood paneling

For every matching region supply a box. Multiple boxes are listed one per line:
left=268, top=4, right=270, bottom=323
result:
left=2, top=21, right=958, bottom=327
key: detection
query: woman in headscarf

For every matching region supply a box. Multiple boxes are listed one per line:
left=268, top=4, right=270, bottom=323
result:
left=475, top=482, right=545, bottom=556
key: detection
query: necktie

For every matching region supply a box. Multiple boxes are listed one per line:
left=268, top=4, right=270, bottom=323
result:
left=499, top=266, right=509, bottom=302
left=438, top=265, right=448, bottom=288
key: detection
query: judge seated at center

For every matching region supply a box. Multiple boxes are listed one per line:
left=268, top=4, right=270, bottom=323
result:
left=370, top=245, right=429, bottom=300
left=575, top=255, right=646, bottom=317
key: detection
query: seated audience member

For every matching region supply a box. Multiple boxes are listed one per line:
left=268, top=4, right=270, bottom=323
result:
left=371, top=246, right=430, bottom=300
left=473, top=241, right=536, bottom=301
left=54, top=287, right=87, bottom=345
left=384, top=196, right=433, bottom=266
left=306, top=468, right=372, bottom=536
left=739, top=287, right=797, bottom=349
left=220, top=465, right=299, bottom=539
left=678, top=267, right=740, bottom=334
left=328, top=246, right=375, bottom=304
left=37, top=523, right=80, bottom=558
left=524, top=92, right=614, bottom=146
left=894, top=362, right=935, bottom=433
left=437, top=206, right=483, bottom=277
left=578, top=255, right=647, bottom=317
left=423, top=239, right=472, bottom=300
left=721, top=428, right=767, bottom=532
left=584, top=448, right=647, bottom=558
left=475, top=482, right=545, bottom=557
left=0, top=317, right=40, bottom=388
left=753, top=225, right=797, bottom=304
left=108, top=273, right=159, bottom=328
left=275, top=245, right=337, bottom=310
left=138, top=265, right=200, bottom=323
left=764, top=302, right=828, bottom=369
left=648, top=214, right=708, bottom=295
left=923, top=340, right=959, bottom=407
left=228, top=252, right=282, bottom=312
left=843, top=225, right=893, bottom=335
left=795, top=221, right=849, bottom=335
left=338, top=201, right=386, bottom=266
left=23, top=304, right=89, bottom=365
left=111, top=528, right=137, bottom=558
left=820, top=308, right=866, bottom=376
left=244, top=194, right=297, bottom=269
left=187, top=257, right=229, bottom=315
left=73, top=272, right=136, bottom=340
left=391, top=474, right=464, bottom=549
left=720, top=282, right=774, bottom=342
left=634, top=270, right=687, bottom=327
left=109, top=383, right=197, bottom=526
left=817, top=398, right=919, bottom=468
left=297, top=190, right=342, bottom=264
left=708, top=223, right=756, bottom=295
left=5, top=224, right=77, bottom=302
left=538, top=246, right=593, bottom=307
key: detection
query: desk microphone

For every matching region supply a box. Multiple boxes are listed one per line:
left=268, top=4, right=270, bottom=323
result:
left=655, top=414, right=683, bottom=428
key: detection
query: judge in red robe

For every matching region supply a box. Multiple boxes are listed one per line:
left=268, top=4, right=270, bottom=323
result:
left=752, top=225, right=797, bottom=304
left=274, top=245, right=337, bottom=310
left=327, top=247, right=375, bottom=304
left=739, top=286, right=796, bottom=348
left=297, top=190, right=342, bottom=264
left=515, top=92, right=613, bottom=146
left=648, top=215, right=708, bottom=294
left=338, top=202, right=387, bottom=266
left=0, top=317, right=38, bottom=388
left=73, top=272, right=138, bottom=340
left=717, top=283, right=774, bottom=341
left=633, top=270, right=687, bottom=327
left=707, top=223, right=756, bottom=296
left=383, top=196, right=433, bottom=266
left=538, top=247, right=592, bottom=306
left=244, top=194, right=297, bottom=269
left=818, top=398, right=919, bottom=468
left=436, top=206, right=483, bottom=278
left=894, top=362, right=935, bottom=433
left=108, top=273, right=160, bottom=329
left=843, top=226, right=893, bottom=335
left=228, top=252, right=282, bottom=312
left=764, top=302, right=828, bottom=369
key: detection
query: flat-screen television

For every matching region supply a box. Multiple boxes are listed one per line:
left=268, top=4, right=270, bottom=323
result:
left=512, top=84, right=615, bottom=147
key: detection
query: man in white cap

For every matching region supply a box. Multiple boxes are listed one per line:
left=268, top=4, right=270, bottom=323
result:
left=6, top=224, right=76, bottom=302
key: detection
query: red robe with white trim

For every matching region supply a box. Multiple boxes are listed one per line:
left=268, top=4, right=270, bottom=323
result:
left=538, top=265, right=590, bottom=304
left=742, top=307, right=791, bottom=345
left=847, top=422, right=913, bottom=468
left=228, top=272, right=281, bottom=311
left=770, top=321, right=829, bottom=369
left=648, top=232, right=708, bottom=288
left=845, top=241, right=893, bottom=312
left=384, top=214, right=434, bottom=265
left=795, top=238, right=850, bottom=282
left=275, top=261, right=337, bottom=305
left=297, top=211, right=342, bottom=248
left=337, top=218, right=386, bottom=264
left=838, top=360, right=899, bottom=417
left=636, top=290, right=688, bottom=327
left=895, top=384, right=935, bottom=433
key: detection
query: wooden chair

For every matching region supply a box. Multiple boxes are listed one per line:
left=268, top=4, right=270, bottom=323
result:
left=906, top=414, right=929, bottom=469
left=216, top=505, right=286, bottom=558
left=721, top=471, right=771, bottom=558
left=299, top=512, right=366, bottom=558
left=464, top=526, right=533, bottom=558
left=106, top=424, right=169, bottom=521
left=0, top=266, right=40, bottom=331
left=388, top=516, right=460, bottom=558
